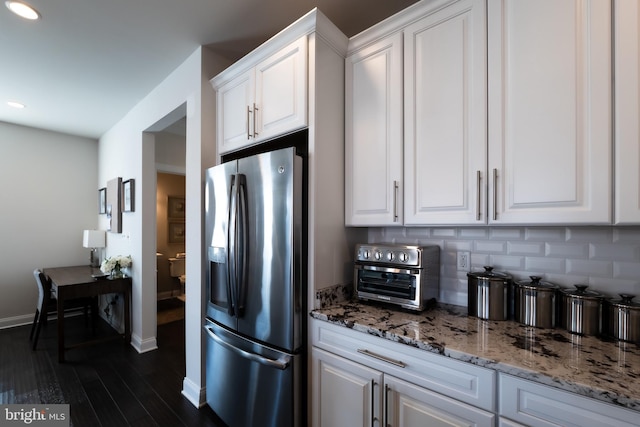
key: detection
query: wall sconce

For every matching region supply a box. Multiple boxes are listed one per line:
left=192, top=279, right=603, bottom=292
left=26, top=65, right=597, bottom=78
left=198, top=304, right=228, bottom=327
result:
left=83, top=229, right=106, bottom=267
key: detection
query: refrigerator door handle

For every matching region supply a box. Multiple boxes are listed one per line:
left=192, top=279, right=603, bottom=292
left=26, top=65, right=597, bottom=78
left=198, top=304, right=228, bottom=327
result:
left=236, top=174, right=248, bottom=317
left=205, top=326, right=291, bottom=370
left=227, top=174, right=238, bottom=316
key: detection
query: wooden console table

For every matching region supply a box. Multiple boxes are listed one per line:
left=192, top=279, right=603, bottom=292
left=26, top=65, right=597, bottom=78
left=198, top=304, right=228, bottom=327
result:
left=43, top=265, right=132, bottom=362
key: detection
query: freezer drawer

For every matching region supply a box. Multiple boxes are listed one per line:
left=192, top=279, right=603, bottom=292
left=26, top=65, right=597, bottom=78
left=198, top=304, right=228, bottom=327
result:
left=205, top=319, right=303, bottom=427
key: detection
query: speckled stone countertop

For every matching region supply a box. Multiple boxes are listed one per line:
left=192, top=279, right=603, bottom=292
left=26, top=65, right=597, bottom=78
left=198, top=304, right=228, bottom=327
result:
left=310, top=301, right=640, bottom=412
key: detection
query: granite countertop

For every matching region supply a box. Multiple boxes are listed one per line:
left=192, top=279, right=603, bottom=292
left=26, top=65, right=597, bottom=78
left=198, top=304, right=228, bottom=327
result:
left=310, top=301, right=640, bottom=412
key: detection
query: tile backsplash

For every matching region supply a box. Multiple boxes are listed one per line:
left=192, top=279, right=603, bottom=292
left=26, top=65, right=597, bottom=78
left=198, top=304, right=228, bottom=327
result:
left=369, top=226, right=640, bottom=307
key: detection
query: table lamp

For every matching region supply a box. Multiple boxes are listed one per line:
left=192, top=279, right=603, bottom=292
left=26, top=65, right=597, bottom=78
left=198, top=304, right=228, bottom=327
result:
left=83, top=230, right=106, bottom=267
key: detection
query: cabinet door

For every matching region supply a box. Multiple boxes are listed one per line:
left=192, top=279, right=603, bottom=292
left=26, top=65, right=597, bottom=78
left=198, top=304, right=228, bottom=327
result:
left=345, top=32, right=403, bottom=226
left=404, top=0, right=487, bottom=225
left=487, top=0, right=612, bottom=224
left=614, top=0, right=640, bottom=224
left=385, top=375, right=495, bottom=427
left=216, top=69, right=254, bottom=154
left=312, top=347, right=382, bottom=427
left=255, top=36, right=307, bottom=142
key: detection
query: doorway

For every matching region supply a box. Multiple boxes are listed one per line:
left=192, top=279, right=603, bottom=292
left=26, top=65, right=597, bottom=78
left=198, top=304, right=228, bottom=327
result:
left=148, top=112, right=186, bottom=327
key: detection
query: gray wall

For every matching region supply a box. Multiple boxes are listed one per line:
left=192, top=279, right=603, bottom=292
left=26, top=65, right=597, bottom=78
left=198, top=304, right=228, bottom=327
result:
left=0, top=121, right=98, bottom=327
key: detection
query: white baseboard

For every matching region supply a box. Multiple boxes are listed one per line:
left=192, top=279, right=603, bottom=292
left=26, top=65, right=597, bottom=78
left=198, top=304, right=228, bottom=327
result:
left=0, top=313, right=33, bottom=330
left=182, top=377, right=207, bottom=408
left=130, top=332, right=158, bottom=354
left=0, top=310, right=87, bottom=330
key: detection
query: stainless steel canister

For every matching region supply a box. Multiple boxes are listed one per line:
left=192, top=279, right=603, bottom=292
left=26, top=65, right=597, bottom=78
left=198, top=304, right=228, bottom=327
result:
left=467, top=266, right=513, bottom=320
left=559, top=285, right=603, bottom=336
left=515, top=276, right=559, bottom=328
left=604, top=294, right=640, bottom=343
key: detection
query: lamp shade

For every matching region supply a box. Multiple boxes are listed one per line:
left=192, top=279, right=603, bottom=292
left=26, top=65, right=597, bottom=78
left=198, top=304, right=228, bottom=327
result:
left=83, top=229, right=105, bottom=248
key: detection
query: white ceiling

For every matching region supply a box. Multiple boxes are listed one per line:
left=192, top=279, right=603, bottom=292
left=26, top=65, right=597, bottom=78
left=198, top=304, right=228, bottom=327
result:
left=1, top=0, right=418, bottom=139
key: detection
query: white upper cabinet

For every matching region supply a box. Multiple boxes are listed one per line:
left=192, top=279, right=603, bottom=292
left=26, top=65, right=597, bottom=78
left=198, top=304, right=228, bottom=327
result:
left=254, top=37, right=307, bottom=142
left=216, top=70, right=254, bottom=153
left=614, top=0, right=640, bottom=224
left=215, top=36, right=307, bottom=154
left=346, top=0, right=615, bottom=226
left=404, top=0, right=487, bottom=225
left=487, top=0, right=612, bottom=224
left=345, top=32, right=403, bottom=226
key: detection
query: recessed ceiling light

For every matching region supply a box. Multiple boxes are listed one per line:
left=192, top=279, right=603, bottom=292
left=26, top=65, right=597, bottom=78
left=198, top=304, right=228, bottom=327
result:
left=7, top=101, right=25, bottom=109
left=5, top=1, right=40, bottom=20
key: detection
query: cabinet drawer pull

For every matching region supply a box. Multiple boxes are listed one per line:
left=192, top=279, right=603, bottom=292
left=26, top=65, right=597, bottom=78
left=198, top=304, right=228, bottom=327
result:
left=357, top=348, right=406, bottom=368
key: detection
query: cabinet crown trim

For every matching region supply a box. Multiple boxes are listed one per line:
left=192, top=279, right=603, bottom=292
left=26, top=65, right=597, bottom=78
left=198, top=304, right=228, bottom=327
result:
left=211, top=7, right=347, bottom=89
left=347, top=0, right=458, bottom=55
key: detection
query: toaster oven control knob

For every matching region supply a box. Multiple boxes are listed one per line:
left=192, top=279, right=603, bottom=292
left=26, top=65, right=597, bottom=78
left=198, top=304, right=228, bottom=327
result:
left=387, top=251, right=394, bottom=262
left=361, top=249, right=370, bottom=260
left=374, top=250, right=383, bottom=261
left=398, top=252, right=408, bottom=262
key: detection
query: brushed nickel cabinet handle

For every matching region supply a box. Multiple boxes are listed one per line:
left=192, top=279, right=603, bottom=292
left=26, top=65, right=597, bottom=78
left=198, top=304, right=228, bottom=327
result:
left=357, top=348, right=406, bottom=368
left=493, top=168, right=498, bottom=221
left=246, top=106, right=251, bottom=139
left=393, top=181, right=399, bottom=222
left=384, top=384, right=390, bottom=427
left=371, top=379, right=376, bottom=427
left=476, top=170, right=482, bottom=221
left=253, top=103, right=259, bottom=137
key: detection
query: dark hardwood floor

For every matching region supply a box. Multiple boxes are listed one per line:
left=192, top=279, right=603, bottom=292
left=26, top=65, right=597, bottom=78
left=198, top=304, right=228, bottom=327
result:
left=0, top=311, right=226, bottom=427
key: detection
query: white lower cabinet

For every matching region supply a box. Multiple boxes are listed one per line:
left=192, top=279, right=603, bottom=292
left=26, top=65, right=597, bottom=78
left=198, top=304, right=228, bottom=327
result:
left=311, top=319, right=640, bottom=427
left=312, top=347, right=495, bottom=427
left=498, top=374, right=639, bottom=427
left=385, top=375, right=494, bottom=427
left=312, top=347, right=381, bottom=427
left=311, top=320, right=496, bottom=427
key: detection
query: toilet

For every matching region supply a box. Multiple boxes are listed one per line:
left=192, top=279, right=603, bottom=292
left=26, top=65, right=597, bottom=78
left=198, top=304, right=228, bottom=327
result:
left=168, top=254, right=186, bottom=295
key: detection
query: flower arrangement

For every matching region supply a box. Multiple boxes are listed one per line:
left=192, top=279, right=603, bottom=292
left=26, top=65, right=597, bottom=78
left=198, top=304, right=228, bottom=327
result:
left=101, top=255, right=132, bottom=278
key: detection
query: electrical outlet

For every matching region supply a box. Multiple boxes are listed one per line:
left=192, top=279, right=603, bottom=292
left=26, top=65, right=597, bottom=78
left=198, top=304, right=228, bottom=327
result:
left=457, top=251, right=470, bottom=272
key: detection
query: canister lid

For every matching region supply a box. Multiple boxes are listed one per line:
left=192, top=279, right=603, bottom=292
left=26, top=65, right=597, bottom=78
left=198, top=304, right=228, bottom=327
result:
left=516, top=276, right=558, bottom=291
left=467, top=266, right=512, bottom=280
left=559, top=284, right=604, bottom=301
left=607, top=294, right=640, bottom=309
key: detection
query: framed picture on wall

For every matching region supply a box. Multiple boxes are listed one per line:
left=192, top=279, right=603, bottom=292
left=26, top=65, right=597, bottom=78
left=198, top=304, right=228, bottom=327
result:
left=168, top=221, right=185, bottom=243
left=122, top=179, right=135, bottom=212
left=168, top=196, right=185, bottom=219
left=98, top=188, right=107, bottom=214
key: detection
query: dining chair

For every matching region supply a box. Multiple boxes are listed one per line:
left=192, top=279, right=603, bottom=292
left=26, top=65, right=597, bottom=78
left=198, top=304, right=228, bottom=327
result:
left=30, top=269, right=55, bottom=350
left=29, top=269, right=97, bottom=350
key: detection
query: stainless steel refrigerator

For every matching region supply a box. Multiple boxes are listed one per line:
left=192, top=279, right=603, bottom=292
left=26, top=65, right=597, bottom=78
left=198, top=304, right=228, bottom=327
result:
left=204, top=146, right=305, bottom=427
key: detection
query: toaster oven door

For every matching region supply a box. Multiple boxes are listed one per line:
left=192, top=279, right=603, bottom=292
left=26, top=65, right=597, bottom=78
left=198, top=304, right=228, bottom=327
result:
left=355, top=265, right=419, bottom=303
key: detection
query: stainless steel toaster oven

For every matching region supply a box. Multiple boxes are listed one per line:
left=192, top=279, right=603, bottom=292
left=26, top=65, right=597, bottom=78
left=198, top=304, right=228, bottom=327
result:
left=354, top=243, right=440, bottom=311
